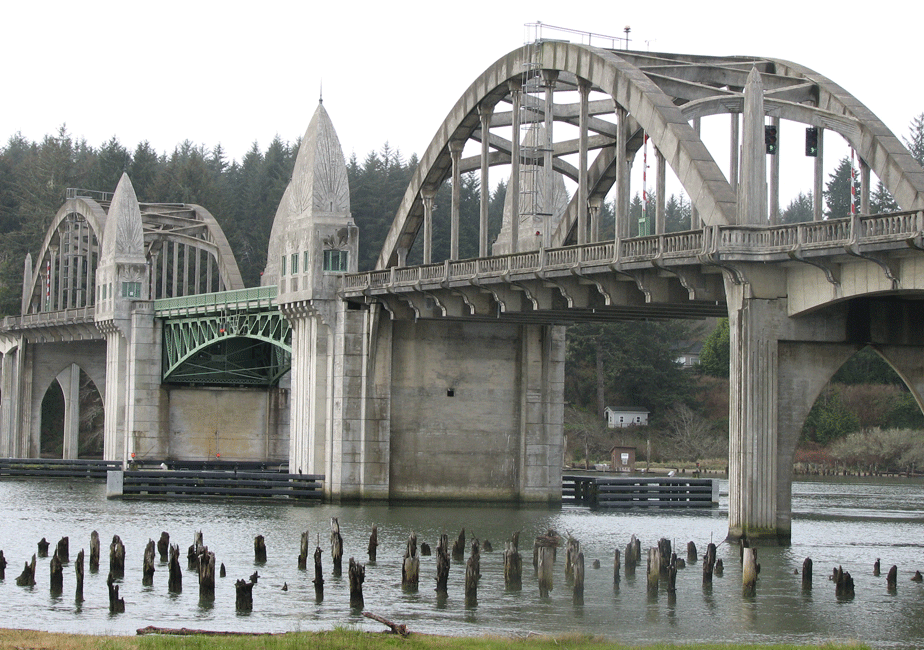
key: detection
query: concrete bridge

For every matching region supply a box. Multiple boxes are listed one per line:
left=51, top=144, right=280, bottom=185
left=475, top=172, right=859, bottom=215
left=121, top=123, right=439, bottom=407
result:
left=2, top=40, right=923, bottom=545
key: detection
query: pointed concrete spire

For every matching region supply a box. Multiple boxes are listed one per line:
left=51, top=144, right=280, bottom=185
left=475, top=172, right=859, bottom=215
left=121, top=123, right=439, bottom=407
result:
left=738, top=67, right=767, bottom=225
left=101, top=173, right=145, bottom=264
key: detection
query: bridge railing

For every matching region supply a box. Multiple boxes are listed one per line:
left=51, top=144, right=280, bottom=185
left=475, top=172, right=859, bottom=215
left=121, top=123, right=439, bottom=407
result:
left=340, top=211, right=923, bottom=295
left=7, top=306, right=97, bottom=330
left=154, top=286, right=279, bottom=315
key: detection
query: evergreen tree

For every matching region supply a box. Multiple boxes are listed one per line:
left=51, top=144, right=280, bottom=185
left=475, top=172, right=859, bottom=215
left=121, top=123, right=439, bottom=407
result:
left=870, top=181, right=899, bottom=214
left=824, top=156, right=858, bottom=220
left=91, top=136, right=131, bottom=193
left=699, top=318, right=729, bottom=378
left=902, top=112, right=924, bottom=166
left=665, top=193, right=691, bottom=232
left=780, top=191, right=813, bottom=224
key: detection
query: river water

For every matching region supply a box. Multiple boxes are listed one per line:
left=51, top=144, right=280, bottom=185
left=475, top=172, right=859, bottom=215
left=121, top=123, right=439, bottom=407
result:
left=0, top=477, right=922, bottom=647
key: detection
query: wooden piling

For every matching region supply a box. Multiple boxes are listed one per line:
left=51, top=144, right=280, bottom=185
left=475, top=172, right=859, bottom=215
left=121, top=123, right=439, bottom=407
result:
left=348, top=557, right=365, bottom=609
left=143, top=540, right=156, bottom=586
left=802, top=557, right=812, bottom=590
left=834, top=566, right=854, bottom=599
left=368, top=524, right=378, bottom=563
left=254, top=535, right=267, bottom=564
left=420, top=542, right=431, bottom=556
left=613, top=548, right=621, bottom=588
left=75, top=549, right=84, bottom=602
left=504, top=532, right=522, bottom=591
left=157, top=532, right=169, bottom=562
left=0, top=550, right=5, bottom=579
left=37, top=537, right=49, bottom=557
left=573, top=552, right=585, bottom=605
left=330, top=518, right=343, bottom=576
left=452, top=528, right=466, bottom=562
left=298, top=530, right=310, bottom=570
left=219, top=563, right=226, bottom=578
left=435, top=534, right=449, bottom=596
left=15, top=554, right=36, bottom=586
left=666, top=556, right=677, bottom=594
left=687, top=541, right=698, bottom=564
left=50, top=552, right=63, bottom=594
left=313, top=542, right=324, bottom=601
left=168, top=543, right=182, bottom=593
left=647, top=547, right=660, bottom=595
left=742, top=547, right=758, bottom=596
left=482, top=540, right=493, bottom=553
left=107, top=571, right=125, bottom=613
left=89, top=531, right=100, bottom=573
left=887, top=565, right=898, bottom=591
left=402, top=533, right=419, bottom=590
left=537, top=539, right=555, bottom=597
left=465, top=539, right=480, bottom=607
left=873, top=558, right=880, bottom=576
left=657, top=539, right=672, bottom=575
left=715, top=558, right=724, bottom=576
left=187, top=544, right=199, bottom=571
left=199, top=550, right=215, bottom=599
left=109, top=535, right=125, bottom=579
left=55, top=537, right=69, bottom=564
left=235, top=579, right=254, bottom=612
left=565, top=536, right=580, bottom=586
left=703, top=542, right=716, bottom=584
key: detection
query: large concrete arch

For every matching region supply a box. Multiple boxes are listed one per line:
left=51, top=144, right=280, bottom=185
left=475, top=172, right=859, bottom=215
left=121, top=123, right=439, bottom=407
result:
left=376, top=43, right=924, bottom=269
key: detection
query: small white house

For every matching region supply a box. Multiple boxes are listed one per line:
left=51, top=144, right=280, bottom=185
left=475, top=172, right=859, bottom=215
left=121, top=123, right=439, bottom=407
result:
left=604, top=406, right=649, bottom=428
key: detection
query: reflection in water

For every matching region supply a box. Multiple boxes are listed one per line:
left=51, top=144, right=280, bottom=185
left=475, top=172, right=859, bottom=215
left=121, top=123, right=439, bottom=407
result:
left=0, top=478, right=921, bottom=647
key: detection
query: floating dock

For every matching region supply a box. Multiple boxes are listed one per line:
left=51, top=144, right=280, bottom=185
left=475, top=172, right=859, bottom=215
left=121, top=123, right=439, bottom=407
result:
left=563, top=474, right=718, bottom=508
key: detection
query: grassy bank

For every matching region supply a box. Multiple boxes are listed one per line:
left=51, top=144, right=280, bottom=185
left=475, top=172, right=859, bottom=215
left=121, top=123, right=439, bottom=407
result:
left=0, top=628, right=869, bottom=650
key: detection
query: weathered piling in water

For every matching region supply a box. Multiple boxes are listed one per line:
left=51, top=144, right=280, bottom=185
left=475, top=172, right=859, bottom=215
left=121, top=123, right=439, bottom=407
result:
left=107, top=571, right=125, bottom=613
left=157, top=532, right=169, bottom=562
left=465, top=539, right=480, bottom=607
left=647, top=547, right=661, bottom=595
left=16, top=554, right=36, bottom=586
left=402, top=532, right=419, bottom=590
left=420, top=542, right=431, bottom=556
left=235, top=579, right=254, bottom=612
left=874, top=558, right=880, bottom=576
left=0, top=550, right=6, bottom=579
left=565, top=536, right=580, bottom=585
left=912, top=571, right=923, bottom=582
left=187, top=545, right=199, bottom=571
left=50, top=551, right=63, bottom=594
left=687, top=541, right=698, bottom=564
left=89, top=531, right=100, bottom=572
left=625, top=535, right=639, bottom=576
left=75, top=549, right=84, bottom=602
left=199, top=550, right=215, bottom=599
left=703, top=543, right=716, bottom=584
left=536, top=534, right=556, bottom=598
left=37, top=538, right=49, bottom=557
left=742, top=548, right=758, bottom=596
left=254, top=535, right=267, bottom=564
left=348, top=557, right=365, bottom=609
left=452, top=528, right=466, bottom=563
left=715, top=558, right=724, bottom=576
left=168, top=543, right=182, bottom=593
left=220, top=563, right=226, bottom=578
left=834, top=566, right=854, bottom=599
left=657, top=539, right=672, bottom=575
left=298, top=530, right=310, bottom=570
left=110, top=535, right=125, bottom=578
left=482, top=540, right=493, bottom=553
left=368, top=524, right=377, bottom=563
left=313, top=542, right=324, bottom=600
left=250, top=571, right=259, bottom=584
left=666, top=556, right=678, bottom=594
left=143, top=540, right=156, bottom=586
left=330, top=518, right=343, bottom=576
left=573, top=551, right=585, bottom=605
left=802, top=557, right=812, bottom=590
left=55, top=537, right=69, bottom=564
left=504, top=532, right=522, bottom=591
left=887, top=565, right=898, bottom=591
left=435, top=534, right=449, bottom=596
left=613, top=548, right=621, bottom=588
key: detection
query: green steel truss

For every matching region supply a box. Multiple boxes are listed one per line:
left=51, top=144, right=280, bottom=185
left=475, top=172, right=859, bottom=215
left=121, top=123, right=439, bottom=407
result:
left=162, top=308, right=292, bottom=386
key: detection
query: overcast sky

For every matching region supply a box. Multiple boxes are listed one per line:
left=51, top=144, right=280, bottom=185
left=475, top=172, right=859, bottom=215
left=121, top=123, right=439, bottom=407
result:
left=3, top=0, right=920, bottom=207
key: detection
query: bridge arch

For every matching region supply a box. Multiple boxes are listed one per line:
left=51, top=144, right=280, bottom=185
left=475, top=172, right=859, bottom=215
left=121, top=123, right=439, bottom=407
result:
left=37, top=363, right=104, bottom=459
left=376, top=43, right=924, bottom=269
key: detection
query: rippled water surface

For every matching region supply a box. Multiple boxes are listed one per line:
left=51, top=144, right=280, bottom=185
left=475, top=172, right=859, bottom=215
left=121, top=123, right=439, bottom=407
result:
left=0, top=477, right=922, bottom=647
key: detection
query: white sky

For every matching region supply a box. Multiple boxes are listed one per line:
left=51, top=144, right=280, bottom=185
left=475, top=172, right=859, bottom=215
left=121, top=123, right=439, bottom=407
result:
left=2, top=0, right=920, bottom=209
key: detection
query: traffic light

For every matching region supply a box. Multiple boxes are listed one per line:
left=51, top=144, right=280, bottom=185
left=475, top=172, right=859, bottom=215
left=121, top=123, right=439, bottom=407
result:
left=765, top=125, right=778, bottom=155
left=805, top=127, right=818, bottom=157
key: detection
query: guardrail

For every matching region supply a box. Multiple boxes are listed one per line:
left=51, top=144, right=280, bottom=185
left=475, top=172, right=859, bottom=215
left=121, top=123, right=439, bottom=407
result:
left=0, top=458, right=121, bottom=480
left=154, top=286, right=279, bottom=315
left=108, top=469, right=324, bottom=501
left=563, top=475, right=718, bottom=508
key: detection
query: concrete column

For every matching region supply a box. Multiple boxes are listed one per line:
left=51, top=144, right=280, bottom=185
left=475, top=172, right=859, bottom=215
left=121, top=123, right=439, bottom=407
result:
left=769, top=116, right=780, bottom=225
left=0, top=348, right=18, bottom=456
left=738, top=67, right=767, bottom=225
left=127, top=302, right=165, bottom=459
left=730, top=113, right=740, bottom=194
left=860, top=158, right=871, bottom=215
left=102, top=328, right=127, bottom=462
left=478, top=103, right=493, bottom=258
left=449, top=140, right=464, bottom=260
left=421, top=191, right=435, bottom=265
left=616, top=107, right=630, bottom=239
left=541, top=70, right=558, bottom=249
left=578, top=79, right=591, bottom=245
left=58, top=364, right=80, bottom=459
left=396, top=247, right=407, bottom=268
left=588, top=200, right=601, bottom=243
left=814, top=128, right=825, bottom=221
left=509, top=79, right=522, bottom=253
left=691, top=117, right=701, bottom=229
left=655, top=149, right=666, bottom=235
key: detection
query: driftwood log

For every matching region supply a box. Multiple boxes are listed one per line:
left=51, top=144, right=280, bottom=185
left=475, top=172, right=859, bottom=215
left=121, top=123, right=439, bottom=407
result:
left=330, top=519, right=343, bottom=576
left=348, top=557, right=365, bottom=609
left=107, top=571, right=125, bottom=613
left=143, top=539, right=156, bottom=586
left=89, top=531, right=100, bottom=573
left=363, top=612, right=409, bottom=637
left=504, top=531, right=522, bottom=591
left=75, top=549, right=84, bottom=601
left=157, top=532, right=170, bottom=562
left=368, top=524, right=378, bottom=563
left=254, top=535, right=267, bottom=564
left=168, top=543, right=182, bottom=593
left=110, top=535, right=125, bottom=578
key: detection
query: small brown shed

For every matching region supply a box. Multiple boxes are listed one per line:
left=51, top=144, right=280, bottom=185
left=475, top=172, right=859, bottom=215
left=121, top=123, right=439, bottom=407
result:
left=610, top=446, right=636, bottom=473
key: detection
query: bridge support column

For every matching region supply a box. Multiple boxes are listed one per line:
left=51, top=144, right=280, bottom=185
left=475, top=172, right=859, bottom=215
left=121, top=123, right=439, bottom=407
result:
left=0, top=344, right=23, bottom=457
left=57, top=364, right=80, bottom=459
